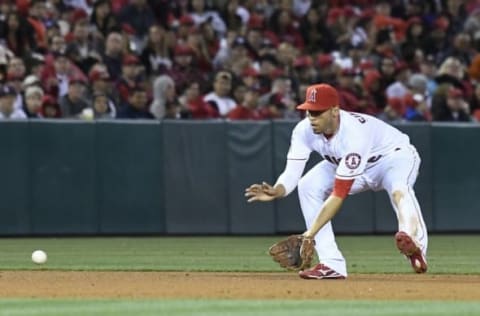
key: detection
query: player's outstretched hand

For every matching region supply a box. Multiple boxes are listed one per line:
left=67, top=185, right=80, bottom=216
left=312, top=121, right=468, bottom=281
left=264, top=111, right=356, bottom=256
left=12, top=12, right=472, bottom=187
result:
left=245, top=182, right=278, bottom=202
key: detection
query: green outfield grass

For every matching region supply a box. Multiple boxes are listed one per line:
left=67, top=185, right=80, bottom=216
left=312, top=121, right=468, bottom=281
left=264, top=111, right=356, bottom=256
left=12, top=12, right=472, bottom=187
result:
left=1, top=235, right=480, bottom=316
left=0, top=299, right=480, bottom=316
left=0, top=235, right=479, bottom=274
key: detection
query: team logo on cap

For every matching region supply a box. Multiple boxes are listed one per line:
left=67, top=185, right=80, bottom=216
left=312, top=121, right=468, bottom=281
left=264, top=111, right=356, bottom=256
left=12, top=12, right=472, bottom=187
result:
left=307, top=88, right=317, bottom=103
left=345, top=153, right=361, bottom=169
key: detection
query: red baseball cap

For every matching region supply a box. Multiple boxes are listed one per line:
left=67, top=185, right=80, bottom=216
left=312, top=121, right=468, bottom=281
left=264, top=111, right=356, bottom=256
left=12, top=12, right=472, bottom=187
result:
left=297, top=84, right=339, bottom=111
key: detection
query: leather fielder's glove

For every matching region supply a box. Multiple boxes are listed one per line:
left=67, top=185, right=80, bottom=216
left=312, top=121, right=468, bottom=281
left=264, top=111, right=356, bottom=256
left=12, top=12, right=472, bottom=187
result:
left=268, top=235, right=316, bottom=271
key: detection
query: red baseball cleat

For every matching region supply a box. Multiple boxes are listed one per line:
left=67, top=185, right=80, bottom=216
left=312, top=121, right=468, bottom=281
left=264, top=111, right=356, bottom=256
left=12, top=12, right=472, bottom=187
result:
left=298, top=263, right=346, bottom=280
left=395, top=231, right=428, bottom=273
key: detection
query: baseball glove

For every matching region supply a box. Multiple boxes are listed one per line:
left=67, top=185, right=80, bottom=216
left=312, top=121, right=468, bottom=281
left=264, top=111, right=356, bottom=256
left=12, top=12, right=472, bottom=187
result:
left=268, top=235, right=316, bottom=271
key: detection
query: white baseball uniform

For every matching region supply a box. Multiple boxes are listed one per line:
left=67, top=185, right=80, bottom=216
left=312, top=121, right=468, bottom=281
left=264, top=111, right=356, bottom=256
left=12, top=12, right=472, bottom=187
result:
left=275, top=110, right=428, bottom=276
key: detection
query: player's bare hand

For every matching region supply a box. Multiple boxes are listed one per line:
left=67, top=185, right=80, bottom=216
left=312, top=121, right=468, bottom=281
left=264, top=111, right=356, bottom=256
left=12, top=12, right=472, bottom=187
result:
left=245, top=181, right=278, bottom=202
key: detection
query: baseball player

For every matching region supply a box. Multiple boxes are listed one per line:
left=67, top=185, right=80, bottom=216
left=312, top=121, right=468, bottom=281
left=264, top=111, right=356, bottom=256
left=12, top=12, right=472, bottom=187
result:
left=245, top=83, right=428, bottom=279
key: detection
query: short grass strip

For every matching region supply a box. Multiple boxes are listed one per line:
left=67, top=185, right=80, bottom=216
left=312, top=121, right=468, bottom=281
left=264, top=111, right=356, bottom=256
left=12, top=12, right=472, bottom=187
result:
left=1, top=299, right=480, bottom=316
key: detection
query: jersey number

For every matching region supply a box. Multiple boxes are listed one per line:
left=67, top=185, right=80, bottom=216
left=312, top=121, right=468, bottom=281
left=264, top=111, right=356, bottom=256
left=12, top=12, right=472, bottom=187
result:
left=324, top=155, right=340, bottom=165
left=349, top=112, right=366, bottom=123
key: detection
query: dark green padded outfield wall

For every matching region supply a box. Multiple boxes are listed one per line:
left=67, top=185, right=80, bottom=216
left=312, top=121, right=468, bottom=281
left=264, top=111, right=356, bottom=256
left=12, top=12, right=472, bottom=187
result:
left=0, top=120, right=478, bottom=235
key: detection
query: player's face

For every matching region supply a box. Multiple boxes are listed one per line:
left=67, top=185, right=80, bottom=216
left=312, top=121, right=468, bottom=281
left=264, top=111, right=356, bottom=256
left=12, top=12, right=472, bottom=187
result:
left=307, top=107, right=339, bottom=134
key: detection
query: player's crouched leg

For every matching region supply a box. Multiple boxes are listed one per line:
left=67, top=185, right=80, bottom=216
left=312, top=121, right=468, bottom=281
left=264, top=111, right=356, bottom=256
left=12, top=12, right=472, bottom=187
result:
left=391, top=189, right=428, bottom=273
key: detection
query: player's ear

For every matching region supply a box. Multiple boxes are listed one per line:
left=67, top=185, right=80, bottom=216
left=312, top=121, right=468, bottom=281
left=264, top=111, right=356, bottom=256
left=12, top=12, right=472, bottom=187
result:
left=331, top=106, right=340, bottom=116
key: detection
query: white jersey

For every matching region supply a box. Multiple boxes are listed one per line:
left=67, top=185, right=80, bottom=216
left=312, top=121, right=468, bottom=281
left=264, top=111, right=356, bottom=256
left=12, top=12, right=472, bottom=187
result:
left=276, top=110, right=411, bottom=194
left=289, top=110, right=410, bottom=179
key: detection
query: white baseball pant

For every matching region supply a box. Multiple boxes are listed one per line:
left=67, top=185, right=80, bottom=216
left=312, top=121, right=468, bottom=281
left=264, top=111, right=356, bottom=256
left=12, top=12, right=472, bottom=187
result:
left=297, top=145, right=428, bottom=276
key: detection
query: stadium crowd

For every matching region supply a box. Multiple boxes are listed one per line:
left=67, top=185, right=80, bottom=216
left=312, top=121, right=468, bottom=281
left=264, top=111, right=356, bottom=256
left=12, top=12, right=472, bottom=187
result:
left=1, top=0, right=480, bottom=122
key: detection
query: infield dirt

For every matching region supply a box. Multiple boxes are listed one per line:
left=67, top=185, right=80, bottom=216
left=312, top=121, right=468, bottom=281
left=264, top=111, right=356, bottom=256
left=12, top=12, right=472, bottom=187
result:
left=1, top=271, right=480, bottom=300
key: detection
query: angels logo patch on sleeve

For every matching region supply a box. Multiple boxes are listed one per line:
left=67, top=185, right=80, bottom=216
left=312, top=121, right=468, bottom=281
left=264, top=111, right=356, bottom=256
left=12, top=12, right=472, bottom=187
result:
left=345, top=153, right=361, bottom=169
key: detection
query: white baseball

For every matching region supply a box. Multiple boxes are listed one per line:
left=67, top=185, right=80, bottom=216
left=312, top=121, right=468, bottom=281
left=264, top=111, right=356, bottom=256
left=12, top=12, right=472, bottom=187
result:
left=31, top=250, right=47, bottom=264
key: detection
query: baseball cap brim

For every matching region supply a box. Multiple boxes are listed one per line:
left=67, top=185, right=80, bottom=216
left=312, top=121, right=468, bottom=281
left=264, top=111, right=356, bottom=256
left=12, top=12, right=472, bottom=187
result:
left=296, top=102, right=331, bottom=111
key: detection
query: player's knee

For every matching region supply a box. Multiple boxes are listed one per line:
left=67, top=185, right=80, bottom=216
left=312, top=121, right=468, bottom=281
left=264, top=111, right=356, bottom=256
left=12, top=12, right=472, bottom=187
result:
left=391, top=189, right=405, bottom=207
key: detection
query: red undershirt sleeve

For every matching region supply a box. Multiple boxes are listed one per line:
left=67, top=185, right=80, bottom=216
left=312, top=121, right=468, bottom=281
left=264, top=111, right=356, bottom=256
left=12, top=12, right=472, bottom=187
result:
left=332, top=178, right=354, bottom=199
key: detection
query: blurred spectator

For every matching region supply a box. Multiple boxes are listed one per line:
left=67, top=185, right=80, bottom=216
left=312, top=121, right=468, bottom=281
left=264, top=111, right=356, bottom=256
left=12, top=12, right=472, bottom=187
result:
left=434, top=57, right=471, bottom=98
left=7, top=57, right=26, bottom=81
left=150, top=75, right=176, bottom=119
left=40, top=95, right=62, bottom=118
left=468, top=82, right=480, bottom=116
left=48, top=35, right=67, bottom=55
left=401, top=17, right=427, bottom=62
left=232, top=83, right=247, bottom=106
left=116, top=86, right=154, bottom=119
left=370, top=28, right=397, bottom=67
left=199, top=18, right=226, bottom=66
left=25, top=52, right=46, bottom=80
left=408, top=73, right=430, bottom=105
left=189, top=0, right=227, bottom=36
left=91, top=92, right=116, bottom=119
left=22, top=75, right=41, bottom=90
left=386, top=63, right=411, bottom=98
left=423, top=16, right=450, bottom=64
left=167, top=44, right=206, bottom=93
left=203, top=70, right=236, bottom=117
left=22, top=85, right=44, bottom=118
left=27, top=0, right=48, bottom=51
left=220, top=0, right=249, bottom=32
left=292, top=55, right=316, bottom=85
left=140, top=24, right=173, bottom=77
left=315, top=53, right=337, bottom=85
left=41, top=50, right=85, bottom=98
left=173, top=14, right=196, bottom=44
left=239, top=67, right=259, bottom=91
left=220, top=36, right=252, bottom=73
left=468, top=52, right=480, bottom=81
left=90, top=0, right=119, bottom=38
left=419, top=55, right=439, bottom=96
left=363, top=70, right=385, bottom=113
left=66, top=17, right=102, bottom=73
left=403, top=93, right=431, bottom=122
left=378, top=56, right=397, bottom=92
left=179, top=81, right=218, bottom=119
left=256, top=54, right=278, bottom=93
left=276, top=42, right=297, bottom=72
left=228, top=88, right=267, bottom=120
left=438, top=32, right=474, bottom=66
left=187, top=19, right=218, bottom=73
left=268, top=9, right=304, bottom=49
left=59, top=78, right=89, bottom=118
left=243, top=23, right=265, bottom=60
left=116, top=54, right=142, bottom=103
left=0, top=12, right=36, bottom=57
left=258, top=77, right=297, bottom=119
left=88, top=64, right=112, bottom=95
left=432, top=86, right=471, bottom=122
left=378, top=97, right=406, bottom=123
left=5, top=57, right=27, bottom=111
left=102, top=32, right=125, bottom=81
left=299, top=7, right=335, bottom=54
left=336, top=68, right=363, bottom=112
left=118, top=0, right=155, bottom=43
left=0, top=85, right=26, bottom=119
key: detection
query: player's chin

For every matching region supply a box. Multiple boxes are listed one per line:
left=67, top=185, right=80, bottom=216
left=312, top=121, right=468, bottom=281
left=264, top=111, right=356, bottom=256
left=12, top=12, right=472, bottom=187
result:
left=311, top=126, right=322, bottom=134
